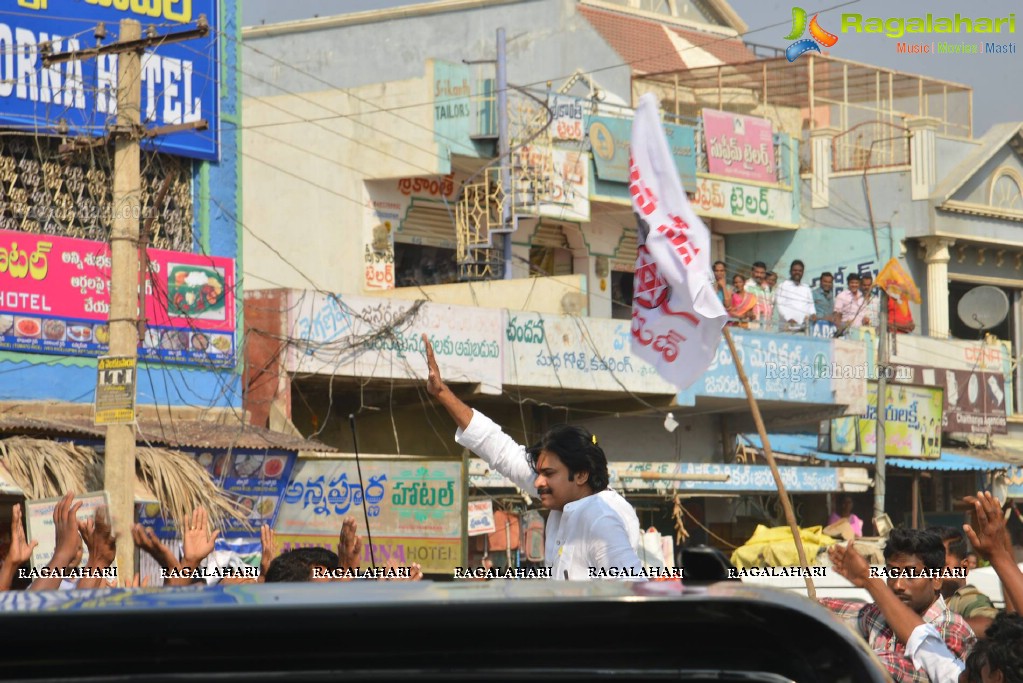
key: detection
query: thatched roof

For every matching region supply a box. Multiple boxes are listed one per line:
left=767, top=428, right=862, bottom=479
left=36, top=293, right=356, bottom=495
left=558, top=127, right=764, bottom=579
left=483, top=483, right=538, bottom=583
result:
left=0, top=438, right=249, bottom=534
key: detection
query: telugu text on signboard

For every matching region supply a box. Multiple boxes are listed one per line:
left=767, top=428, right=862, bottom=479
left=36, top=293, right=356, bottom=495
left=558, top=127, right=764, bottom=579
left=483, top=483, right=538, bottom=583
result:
left=0, top=229, right=236, bottom=367
left=94, top=356, right=136, bottom=425
left=702, top=109, right=776, bottom=183
left=275, top=459, right=464, bottom=574
left=831, top=383, right=944, bottom=458
left=0, top=0, right=221, bottom=161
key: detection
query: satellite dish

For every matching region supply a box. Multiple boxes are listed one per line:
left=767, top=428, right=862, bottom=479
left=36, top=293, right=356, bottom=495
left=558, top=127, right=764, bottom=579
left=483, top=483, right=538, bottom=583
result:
left=957, top=286, right=1009, bottom=330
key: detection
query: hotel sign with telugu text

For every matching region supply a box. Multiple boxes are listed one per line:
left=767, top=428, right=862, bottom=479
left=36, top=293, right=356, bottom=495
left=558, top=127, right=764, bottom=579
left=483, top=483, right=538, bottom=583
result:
left=0, top=229, right=236, bottom=367
left=3, top=0, right=220, bottom=161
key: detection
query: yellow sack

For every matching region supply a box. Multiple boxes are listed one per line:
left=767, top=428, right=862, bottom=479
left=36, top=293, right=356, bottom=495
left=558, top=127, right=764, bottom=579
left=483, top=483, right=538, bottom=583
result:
left=729, top=524, right=838, bottom=570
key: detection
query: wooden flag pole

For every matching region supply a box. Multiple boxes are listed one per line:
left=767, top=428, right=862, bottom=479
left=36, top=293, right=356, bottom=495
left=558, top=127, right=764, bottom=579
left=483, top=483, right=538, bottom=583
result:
left=723, top=326, right=816, bottom=599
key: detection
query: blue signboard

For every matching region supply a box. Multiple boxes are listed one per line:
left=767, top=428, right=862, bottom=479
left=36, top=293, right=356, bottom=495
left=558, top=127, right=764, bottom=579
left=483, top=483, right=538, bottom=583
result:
left=138, top=449, right=297, bottom=539
left=586, top=114, right=696, bottom=190
left=0, top=0, right=219, bottom=161
left=677, top=330, right=835, bottom=405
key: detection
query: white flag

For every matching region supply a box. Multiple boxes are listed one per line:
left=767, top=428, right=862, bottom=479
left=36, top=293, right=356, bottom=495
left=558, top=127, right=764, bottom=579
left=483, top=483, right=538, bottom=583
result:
left=629, top=93, right=727, bottom=390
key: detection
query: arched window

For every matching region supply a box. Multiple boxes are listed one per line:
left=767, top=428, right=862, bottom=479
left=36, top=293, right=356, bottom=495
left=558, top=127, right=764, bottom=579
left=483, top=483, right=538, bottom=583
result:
left=990, top=170, right=1023, bottom=212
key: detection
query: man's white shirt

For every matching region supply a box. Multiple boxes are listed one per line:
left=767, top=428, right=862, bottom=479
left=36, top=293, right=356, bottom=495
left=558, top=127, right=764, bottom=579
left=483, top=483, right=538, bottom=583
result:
left=905, top=623, right=966, bottom=682
left=774, top=279, right=815, bottom=325
left=455, top=409, right=645, bottom=580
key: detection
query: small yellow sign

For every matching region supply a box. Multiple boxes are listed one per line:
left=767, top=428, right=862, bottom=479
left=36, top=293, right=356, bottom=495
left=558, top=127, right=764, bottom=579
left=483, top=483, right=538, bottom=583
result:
left=94, top=356, right=137, bottom=425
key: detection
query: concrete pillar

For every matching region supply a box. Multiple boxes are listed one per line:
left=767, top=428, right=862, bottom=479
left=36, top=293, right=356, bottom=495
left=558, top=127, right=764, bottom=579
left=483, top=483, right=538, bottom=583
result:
left=810, top=127, right=839, bottom=209
left=920, top=236, right=955, bottom=339
left=908, top=117, right=940, bottom=201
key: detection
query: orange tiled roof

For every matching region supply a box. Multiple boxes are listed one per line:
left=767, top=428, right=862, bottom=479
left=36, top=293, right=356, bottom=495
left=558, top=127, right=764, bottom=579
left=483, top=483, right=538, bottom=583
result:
left=578, top=5, right=756, bottom=75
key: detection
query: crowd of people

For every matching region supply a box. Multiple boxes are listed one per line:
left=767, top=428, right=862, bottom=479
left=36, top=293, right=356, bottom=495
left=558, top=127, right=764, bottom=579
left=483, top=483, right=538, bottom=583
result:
left=0, top=493, right=423, bottom=592
left=823, top=492, right=1023, bottom=682
left=713, top=259, right=915, bottom=336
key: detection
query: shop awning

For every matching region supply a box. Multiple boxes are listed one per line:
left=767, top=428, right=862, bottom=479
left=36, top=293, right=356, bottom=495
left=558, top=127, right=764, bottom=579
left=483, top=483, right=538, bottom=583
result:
left=469, top=458, right=870, bottom=493
left=741, top=434, right=1010, bottom=472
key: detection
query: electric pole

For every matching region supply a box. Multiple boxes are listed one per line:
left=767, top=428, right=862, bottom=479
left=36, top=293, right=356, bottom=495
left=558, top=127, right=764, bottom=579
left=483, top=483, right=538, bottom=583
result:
left=107, top=17, right=142, bottom=580
left=874, top=290, right=889, bottom=529
left=46, top=17, right=209, bottom=580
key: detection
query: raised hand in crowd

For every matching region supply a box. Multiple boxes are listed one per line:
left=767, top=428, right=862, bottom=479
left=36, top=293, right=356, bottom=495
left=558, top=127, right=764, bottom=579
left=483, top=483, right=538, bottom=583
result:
left=337, top=517, right=362, bottom=571
left=964, top=491, right=1023, bottom=614
left=381, top=557, right=423, bottom=582
left=30, top=491, right=83, bottom=591
left=181, top=506, right=219, bottom=573
left=828, top=540, right=871, bottom=588
left=133, top=522, right=194, bottom=588
left=0, top=504, right=37, bottom=591
left=76, top=506, right=117, bottom=590
left=132, top=523, right=178, bottom=571
left=260, top=523, right=278, bottom=581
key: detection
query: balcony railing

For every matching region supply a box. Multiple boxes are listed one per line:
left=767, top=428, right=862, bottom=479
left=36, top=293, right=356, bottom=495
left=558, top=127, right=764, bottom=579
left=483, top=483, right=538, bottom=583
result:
left=831, top=121, right=910, bottom=172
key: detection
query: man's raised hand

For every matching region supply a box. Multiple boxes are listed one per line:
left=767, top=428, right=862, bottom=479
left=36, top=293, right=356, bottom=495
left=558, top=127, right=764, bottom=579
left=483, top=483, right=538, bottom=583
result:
left=338, top=517, right=362, bottom=570
left=52, top=491, right=83, bottom=566
left=423, top=333, right=445, bottom=397
left=963, top=491, right=1009, bottom=560
left=132, top=524, right=177, bottom=569
left=8, top=504, right=37, bottom=567
left=78, top=506, right=117, bottom=569
left=0, top=504, right=37, bottom=591
left=828, top=541, right=871, bottom=588
left=182, top=507, right=219, bottom=568
left=260, top=523, right=278, bottom=578
left=421, top=333, right=474, bottom=429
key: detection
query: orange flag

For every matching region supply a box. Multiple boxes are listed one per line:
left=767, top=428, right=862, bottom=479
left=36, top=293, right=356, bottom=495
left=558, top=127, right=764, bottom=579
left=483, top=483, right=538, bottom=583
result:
left=875, top=257, right=921, bottom=304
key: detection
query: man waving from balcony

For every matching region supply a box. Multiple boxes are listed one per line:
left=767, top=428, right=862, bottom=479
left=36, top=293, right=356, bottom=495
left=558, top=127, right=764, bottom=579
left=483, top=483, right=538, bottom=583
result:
left=422, top=333, right=645, bottom=580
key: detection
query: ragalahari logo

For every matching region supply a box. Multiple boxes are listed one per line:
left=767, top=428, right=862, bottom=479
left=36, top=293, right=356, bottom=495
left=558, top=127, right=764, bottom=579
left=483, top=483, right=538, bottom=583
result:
left=784, top=7, right=839, bottom=61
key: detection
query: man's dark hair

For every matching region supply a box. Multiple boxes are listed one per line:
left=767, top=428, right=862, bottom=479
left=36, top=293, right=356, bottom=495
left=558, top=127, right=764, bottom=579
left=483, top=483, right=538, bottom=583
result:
left=846, top=273, right=861, bottom=283
left=883, top=528, right=946, bottom=572
left=966, top=613, right=1023, bottom=683
left=527, top=425, right=609, bottom=492
left=928, top=526, right=969, bottom=561
left=264, top=551, right=314, bottom=582
left=713, top=260, right=726, bottom=269
left=291, top=547, right=339, bottom=571
left=820, top=271, right=833, bottom=280
left=752, top=261, right=767, bottom=270
left=791, top=259, right=805, bottom=269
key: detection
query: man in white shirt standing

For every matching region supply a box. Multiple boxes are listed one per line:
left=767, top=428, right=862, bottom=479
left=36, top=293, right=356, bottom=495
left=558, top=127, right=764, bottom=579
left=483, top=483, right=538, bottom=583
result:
left=774, top=260, right=816, bottom=332
left=422, top=334, right=645, bottom=580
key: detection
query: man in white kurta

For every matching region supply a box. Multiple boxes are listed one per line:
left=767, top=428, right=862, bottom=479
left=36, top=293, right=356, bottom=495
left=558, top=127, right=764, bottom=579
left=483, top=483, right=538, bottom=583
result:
left=423, top=334, right=645, bottom=580
left=774, top=260, right=815, bottom=331
left=456, top=410, right=644, bottom=580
